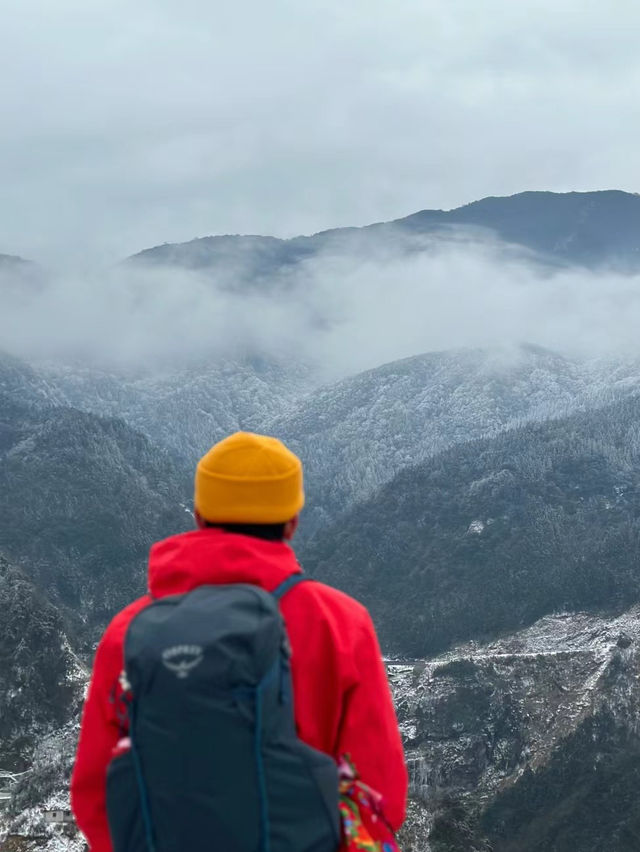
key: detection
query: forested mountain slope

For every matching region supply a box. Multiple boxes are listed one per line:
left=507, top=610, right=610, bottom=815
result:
left=0, top=389, right=192, bottom=640
left=275, top=346, right=640, bottom=540
left=0, top=352, right=60, bottom=411
left=30, top=358, right=314, bottom=463
left=2, top=348, right=314, bottom=464
left=301, top=393, right=640, bottom=657
left=0, top=358, right=193, bottom=776
left=9, top=346, right=640, bottom=547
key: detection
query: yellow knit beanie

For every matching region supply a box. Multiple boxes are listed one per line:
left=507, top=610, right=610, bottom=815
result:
left=194, top=432, right=305, bottom=524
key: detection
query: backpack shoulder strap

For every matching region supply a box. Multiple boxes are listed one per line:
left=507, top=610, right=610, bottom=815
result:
left=272, top=573, right=313, bottom=601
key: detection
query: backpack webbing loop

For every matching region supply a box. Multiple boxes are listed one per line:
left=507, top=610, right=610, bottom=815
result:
left=271, top=574, right=312, bottom=601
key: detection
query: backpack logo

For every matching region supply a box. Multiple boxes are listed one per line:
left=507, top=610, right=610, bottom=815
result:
left=162, top=645, right=204, bottom=679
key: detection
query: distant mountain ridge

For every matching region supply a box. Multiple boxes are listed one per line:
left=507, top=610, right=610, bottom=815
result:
left=395, top=190, right=640, bottom=269
left=128, top=190, right=640, bottom=276
left=3, top=190, right=638, bottom=280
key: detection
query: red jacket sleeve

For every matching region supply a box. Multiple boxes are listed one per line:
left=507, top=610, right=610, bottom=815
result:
left=71, top=598, right=149, bottom=852
left=335, top=611, right=408, bottom=832
left=71, top=632, right=121, bottom=851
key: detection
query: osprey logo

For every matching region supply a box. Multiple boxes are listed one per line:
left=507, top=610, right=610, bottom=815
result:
left=162, top=645, right=204, bottom=679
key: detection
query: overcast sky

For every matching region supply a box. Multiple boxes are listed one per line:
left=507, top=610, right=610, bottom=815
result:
left=2, top=0, right=640, bottom=268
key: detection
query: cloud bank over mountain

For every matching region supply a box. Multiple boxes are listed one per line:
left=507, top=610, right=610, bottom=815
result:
left=2, top=234, right=640, bottom=376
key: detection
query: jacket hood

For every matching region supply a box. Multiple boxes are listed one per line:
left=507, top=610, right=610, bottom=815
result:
left=148, top=528, right=302, bottom=599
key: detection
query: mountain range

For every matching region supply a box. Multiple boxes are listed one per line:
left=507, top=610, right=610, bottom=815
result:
left=3, top=190, right=640, bottom=850
left=129, top=191, right=640, bottom=279
left=13, top=345, right=640, bottom=545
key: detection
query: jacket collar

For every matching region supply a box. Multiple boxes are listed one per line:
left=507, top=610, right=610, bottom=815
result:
left=148, top=528, right=302, bottom=598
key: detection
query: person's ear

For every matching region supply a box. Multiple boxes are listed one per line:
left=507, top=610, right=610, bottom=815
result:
left=283, top=515, right=299, bottom=541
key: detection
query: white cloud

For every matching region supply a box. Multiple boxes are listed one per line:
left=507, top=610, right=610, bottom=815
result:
left=3, top=234, right=640, bottom=375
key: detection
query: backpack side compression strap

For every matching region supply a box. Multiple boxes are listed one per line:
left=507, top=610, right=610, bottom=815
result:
left=271, top=574, right=313, bottom=601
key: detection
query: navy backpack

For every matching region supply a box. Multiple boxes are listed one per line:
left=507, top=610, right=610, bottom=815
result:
left=106, top=575, right=340, bottom=852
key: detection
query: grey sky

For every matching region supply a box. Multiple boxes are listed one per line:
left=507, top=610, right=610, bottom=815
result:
left=2, top=0, right=640, bottom=267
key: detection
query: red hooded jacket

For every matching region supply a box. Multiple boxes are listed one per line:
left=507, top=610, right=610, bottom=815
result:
left=71, top=529, right=408, bottom=851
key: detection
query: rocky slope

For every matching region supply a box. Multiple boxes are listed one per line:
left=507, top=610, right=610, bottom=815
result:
left=4, top=607, right=640, bottom=851
left=0, top=722, right=85, bottom=852
left=0, top=557, right=85, bottom=770
left=393, top=605, right=640, bottom=851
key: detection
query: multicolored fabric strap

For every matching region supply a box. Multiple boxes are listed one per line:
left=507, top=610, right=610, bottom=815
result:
left=338, top=756, right=400, bottom=852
